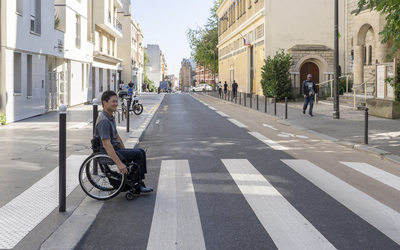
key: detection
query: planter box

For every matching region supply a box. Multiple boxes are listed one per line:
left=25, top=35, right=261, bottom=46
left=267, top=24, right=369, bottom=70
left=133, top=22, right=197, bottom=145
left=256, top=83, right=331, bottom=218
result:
left=366, top=99, right=400, bottom=119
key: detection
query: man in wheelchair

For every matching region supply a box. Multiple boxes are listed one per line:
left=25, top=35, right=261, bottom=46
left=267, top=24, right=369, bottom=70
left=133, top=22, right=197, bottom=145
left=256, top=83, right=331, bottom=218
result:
left=94, top=90, right=152, bottom=193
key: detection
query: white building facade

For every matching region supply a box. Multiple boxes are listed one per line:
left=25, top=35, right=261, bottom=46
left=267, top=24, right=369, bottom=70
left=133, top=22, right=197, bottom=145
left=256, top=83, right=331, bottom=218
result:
left=117, top=0, right=144, bottom=91
left=146, top=44, right=162, bottom=88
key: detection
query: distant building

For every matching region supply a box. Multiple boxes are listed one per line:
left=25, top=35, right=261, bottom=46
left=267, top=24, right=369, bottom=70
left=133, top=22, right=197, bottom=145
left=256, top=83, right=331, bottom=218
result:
left=179, top=58, right=196, bottom=91
left=146, top=44, right=165, bottom=87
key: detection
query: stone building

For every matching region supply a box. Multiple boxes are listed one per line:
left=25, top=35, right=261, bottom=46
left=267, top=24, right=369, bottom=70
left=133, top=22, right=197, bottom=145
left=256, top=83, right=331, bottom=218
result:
left=179, top=58, right=196, bottom=91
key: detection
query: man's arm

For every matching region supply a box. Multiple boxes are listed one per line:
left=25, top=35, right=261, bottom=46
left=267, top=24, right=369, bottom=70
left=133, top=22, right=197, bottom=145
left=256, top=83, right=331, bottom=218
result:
left=116, top=133, right=125, bottom=149
left=102, top=139, right=127, bottom=174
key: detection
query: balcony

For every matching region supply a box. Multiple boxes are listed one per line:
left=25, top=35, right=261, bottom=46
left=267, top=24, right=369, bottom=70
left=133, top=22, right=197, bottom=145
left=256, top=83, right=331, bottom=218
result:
left=114, top=0, right=123, bottom=9
left=93, top=0, right=123, bottom=38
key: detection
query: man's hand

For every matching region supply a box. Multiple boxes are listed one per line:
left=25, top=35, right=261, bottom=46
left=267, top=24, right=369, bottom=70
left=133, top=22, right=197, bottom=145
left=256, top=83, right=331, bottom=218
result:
left=117, top=162, right=128, bottom=174
left=304, top=94, right=307, bottom=98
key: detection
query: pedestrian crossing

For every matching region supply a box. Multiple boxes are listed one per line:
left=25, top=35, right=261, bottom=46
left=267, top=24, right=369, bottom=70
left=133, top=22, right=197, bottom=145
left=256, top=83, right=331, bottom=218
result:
left=147, top=158, right=400, bottom=249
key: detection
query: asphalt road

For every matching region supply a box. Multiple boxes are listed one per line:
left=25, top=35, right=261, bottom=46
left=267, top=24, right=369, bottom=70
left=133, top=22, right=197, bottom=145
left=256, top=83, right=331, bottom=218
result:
left=75, top=93, right=400, bottom=250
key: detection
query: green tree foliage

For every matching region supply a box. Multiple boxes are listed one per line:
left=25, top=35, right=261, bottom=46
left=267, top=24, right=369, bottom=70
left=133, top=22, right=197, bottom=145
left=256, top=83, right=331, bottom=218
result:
left=357, top=0, right=400, bottom=58
left=260, top=49, right=293, bottom=99
left=143, top=49, right=153, bottom=86
left=186, top=0, right=221, bottom=74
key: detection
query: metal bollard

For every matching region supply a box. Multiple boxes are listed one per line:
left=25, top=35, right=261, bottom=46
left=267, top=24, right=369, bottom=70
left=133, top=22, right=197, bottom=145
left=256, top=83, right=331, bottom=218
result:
left=244, top=93, right=246, bottom=106
left=364, top=107, right=369, bottom=144
left=250, top=93, right=252, bottom=108
left=239, top=92, right=241, bottom=105
left=235, top=92, right=237, bottom=103
left=59, top=104, right=67, bottom=212
left=274, top=97, right=277, bottom=116
left=126, top=98, right=131, bottom=133
left=257, top=94, right=259, bottom=110
left=285, top=97, right=288, bottom=119
left=265, top=96, right=267, bottom=113
left=92, top=98, right=99, bottom=136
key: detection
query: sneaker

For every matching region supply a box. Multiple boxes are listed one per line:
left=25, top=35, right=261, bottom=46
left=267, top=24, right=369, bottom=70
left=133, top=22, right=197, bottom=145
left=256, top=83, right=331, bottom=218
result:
left=303, top=110, right=305, bottom=114
left=141, top=182, right=153, bottom=191
left=309, top=114, right=313, bottom=117
left=140, top=186, right=153, bottom=193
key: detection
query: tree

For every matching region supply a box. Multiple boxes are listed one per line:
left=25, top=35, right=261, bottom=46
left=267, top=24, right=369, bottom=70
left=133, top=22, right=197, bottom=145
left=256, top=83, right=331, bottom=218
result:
left=260, top=49, right=293, bottom=99
left=357, top=0, right=400, bottom=58
left=143, top=49, right=154, bottom=89
left=186, top=0, right=221, bottom=75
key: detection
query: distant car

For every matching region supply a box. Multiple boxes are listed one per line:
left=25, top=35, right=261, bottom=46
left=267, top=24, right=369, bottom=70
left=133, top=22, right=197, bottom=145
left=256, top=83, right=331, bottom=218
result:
left=191, top=84, right=212, bottom=92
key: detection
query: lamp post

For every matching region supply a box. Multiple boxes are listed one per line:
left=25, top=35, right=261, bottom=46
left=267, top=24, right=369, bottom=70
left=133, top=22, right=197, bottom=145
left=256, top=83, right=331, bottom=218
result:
left=333, top=0, right=340, bottom=119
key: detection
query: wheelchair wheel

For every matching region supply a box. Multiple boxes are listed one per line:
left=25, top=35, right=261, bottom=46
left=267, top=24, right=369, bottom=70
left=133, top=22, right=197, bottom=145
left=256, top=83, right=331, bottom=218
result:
left=133, top=103, right=143, bottom=115
left=79, top=154, right=126, bottom=200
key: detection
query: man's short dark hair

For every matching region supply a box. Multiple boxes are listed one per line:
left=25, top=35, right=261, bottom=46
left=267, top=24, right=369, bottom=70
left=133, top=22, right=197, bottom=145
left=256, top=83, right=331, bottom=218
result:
left=101, top=90, right=117, bottom=107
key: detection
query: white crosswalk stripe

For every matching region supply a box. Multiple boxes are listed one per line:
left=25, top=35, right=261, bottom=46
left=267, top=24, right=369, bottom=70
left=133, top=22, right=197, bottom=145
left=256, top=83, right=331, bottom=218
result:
left=282, top=159, right=400, bottom=245
left=147, top=160, right=206, bottom=250
left=222, top=159, right=336, bottom=250
left=249, top=131, right=288, bottom=150
left=340, top=162, right=400, bottom=192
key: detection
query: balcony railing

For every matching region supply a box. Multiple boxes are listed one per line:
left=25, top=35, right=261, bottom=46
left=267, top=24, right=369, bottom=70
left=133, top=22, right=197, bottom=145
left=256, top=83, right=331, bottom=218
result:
left=107, top=10, right=111, bottom=23
left=113, top=17, right=122, bottom=33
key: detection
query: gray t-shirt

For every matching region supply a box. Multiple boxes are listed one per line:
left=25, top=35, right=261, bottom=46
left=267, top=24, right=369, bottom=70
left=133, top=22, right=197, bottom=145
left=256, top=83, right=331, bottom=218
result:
left=94, top=110, right=120, bottom=148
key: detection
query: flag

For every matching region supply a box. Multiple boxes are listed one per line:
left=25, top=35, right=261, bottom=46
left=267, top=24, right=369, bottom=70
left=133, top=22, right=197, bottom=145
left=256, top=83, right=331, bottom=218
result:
left=243, top=38, right=251, bottom=46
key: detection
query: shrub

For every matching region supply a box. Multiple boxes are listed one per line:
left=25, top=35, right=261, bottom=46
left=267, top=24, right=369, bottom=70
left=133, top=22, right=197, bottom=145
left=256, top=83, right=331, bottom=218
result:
left=261, top=49, right=293, bottom=99
left=0, top=113, right=6, bottom=125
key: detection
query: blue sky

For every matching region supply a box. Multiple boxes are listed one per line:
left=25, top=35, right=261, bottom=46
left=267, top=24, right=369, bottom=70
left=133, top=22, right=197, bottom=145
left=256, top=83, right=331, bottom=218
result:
left=131, top=0, right=214, bottom=76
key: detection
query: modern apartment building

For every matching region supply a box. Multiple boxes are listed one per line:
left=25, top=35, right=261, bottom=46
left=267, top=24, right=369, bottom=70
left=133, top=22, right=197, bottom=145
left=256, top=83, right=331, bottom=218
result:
left=217, top=0, right=346, bottom=95
left=0, top=0, right=65, bottom=122
left=117, top=0, right=144, bottom=91
left=90, top=0, right=123, bottom=99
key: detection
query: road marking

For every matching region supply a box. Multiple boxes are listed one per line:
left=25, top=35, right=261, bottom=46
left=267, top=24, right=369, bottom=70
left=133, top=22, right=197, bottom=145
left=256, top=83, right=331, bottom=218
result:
left=222, top=159, right=336, bottom=250
left=163, top=105, right=168, bottom=112
left=249, top=132, right=288, bottom=150
left=208, top=106, right=217, bottom=110
left=216, top=111, right=229, bottom=117
left=282, top=159, right=400, bottom=245
left=277, top=132, right=309, bottom=139
left=0, top=155, right=88, bottom=249
left=340, top=162, right=400, bottom=192
left=228, top=119, right=248, bottom=128
left=155, top=120, right=160, bottom=125
left=147, top=160, right=206, bottom=250
left=262, top=124, right=278, bottom=130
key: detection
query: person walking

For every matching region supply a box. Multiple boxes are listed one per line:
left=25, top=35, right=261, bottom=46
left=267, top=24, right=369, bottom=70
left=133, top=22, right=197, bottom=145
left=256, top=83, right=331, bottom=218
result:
left=302, top=74, right=318, bottom=117
left=232, top=80, right=238, bottom=99
left=223, top=81, right=228, bottom=96
left=218, top=81, right=222, bottom=98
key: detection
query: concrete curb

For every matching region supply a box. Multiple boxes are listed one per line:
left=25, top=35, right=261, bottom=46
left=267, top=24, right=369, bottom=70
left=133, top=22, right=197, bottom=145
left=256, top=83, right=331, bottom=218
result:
left=40, top=94, right=166, bottom=250
left=201, top=93, right=400, bottom=166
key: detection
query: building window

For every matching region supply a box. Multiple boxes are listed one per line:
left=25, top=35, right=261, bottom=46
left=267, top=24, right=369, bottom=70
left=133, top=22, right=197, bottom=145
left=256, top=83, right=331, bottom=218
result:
left=363, top=46, right=367, bottom=65
left=27, top=55, right=33, bottom=97
left=30, top=0, right=41, bottom=34
left=369, top=45, right=372, bottom=65
left=75, top=14, right=81, bottom=47
left=14, top=53, right=22, bottom=94
left=16, top=0, right=23, bottom=14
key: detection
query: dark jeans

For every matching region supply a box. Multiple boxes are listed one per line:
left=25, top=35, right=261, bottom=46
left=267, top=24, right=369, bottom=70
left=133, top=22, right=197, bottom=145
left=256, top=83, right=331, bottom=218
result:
left=224, top=89, right=227, bottom=95
left=233, top=90, right=237, bottom=98
left=219, top=88, right=222, bottom=97
left=303, top=95, right=315, bottom=115
left=115, top=147, right=147, bottom=179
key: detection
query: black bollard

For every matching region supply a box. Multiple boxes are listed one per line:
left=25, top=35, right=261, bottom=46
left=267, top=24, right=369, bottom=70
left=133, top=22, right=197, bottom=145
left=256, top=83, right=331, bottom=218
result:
left=244, top=93, right=246, bottom=106
left=239, top=92, right=241, bottom=105
left=265, top=96, right=267, bottom=113
left=92, top=99, right=98, bottom=136
left=59, top=105, right=67, bottom=212
left=257, top=94, right=259, bottom=110
left=126, top=98, right=131, bottom=133
left=274, top=97, right=277, bottom=116
left=365, top=107, right=369, bottom=144
left=250, top=93, right=252, bottom=108
left=285, top=97, right=288, bottom=119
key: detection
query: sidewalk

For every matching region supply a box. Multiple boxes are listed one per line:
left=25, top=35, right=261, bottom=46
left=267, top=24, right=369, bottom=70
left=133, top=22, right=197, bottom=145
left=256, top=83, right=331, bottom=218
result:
left=0, top=93, right=165, bottom=250
left=205, top=92, right=400, bottom=165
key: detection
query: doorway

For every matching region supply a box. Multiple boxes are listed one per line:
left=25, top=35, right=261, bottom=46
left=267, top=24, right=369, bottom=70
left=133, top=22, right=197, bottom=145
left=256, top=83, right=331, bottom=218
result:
left=300, top=62, right=319, bottom=94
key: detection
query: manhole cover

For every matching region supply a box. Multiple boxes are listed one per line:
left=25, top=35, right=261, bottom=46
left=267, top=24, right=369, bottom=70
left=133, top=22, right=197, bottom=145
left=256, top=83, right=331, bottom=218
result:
left=45, top=144, right=89, bottom=152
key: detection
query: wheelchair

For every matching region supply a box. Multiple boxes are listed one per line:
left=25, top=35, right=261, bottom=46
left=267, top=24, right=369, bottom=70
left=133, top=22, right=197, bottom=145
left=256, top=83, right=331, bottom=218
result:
left=78, top=147, right=145, bottom=201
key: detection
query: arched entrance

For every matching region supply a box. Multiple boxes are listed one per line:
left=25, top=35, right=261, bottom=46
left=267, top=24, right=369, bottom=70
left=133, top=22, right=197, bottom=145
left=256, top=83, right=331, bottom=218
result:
left=300, top=62, right=319, bottom=94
